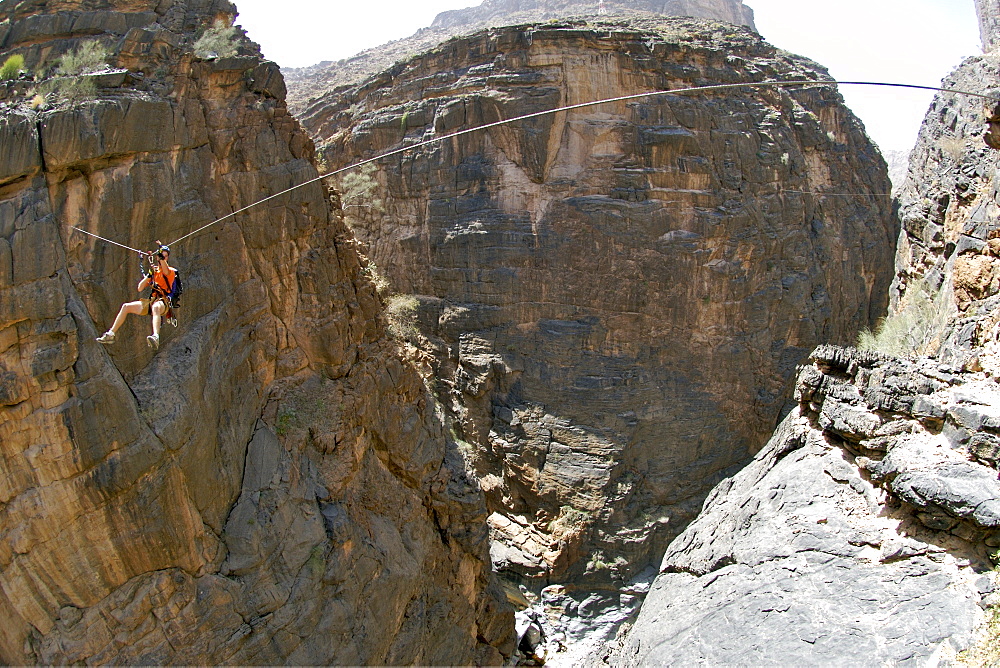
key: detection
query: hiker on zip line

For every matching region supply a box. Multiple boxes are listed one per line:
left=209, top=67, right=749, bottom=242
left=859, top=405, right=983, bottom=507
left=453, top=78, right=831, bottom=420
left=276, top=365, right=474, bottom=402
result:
left=96, top=241, right=181, bottom=350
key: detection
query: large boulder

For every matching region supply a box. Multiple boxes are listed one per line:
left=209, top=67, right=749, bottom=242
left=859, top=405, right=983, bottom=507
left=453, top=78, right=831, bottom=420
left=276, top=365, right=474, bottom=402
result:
left=602, top=346, right=999, bottom=665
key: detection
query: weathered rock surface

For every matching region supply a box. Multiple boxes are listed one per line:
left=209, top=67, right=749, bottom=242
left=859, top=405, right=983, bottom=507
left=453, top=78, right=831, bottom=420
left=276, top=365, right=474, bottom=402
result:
left=431, top=0, right=755, bottom=31
left=0, top=0, right=512, bottom=663
left=301, top=17, right=898, bottom=599
left=603, top=346, right=999, bottom=666
left=889, top=48, right=1000, bottom=364
left=977, top=0, right=1000, bottom=52
left=283, top=0, right=755, bottom=113
left=883, top=148, right=910, bottom=195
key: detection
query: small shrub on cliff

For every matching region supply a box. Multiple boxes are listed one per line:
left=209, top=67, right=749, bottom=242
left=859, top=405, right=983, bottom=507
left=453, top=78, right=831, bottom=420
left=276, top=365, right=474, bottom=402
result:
left=0, top=54, right=25, bottom=81
left=940, top=136, right=967, bottom=162
left=56, top=41, right=109, bottom=77
left=362, top=262, right=391, bottom=297
left=39, top=41, right=110, bottom=101
left=548, top=505, right=591, bottom=535
left=857, top=278, right=953, bottom=357
left=337, top=163, right=384, bottom=230
left=385, top=294, right=420, bottom=342
left=193, top=19, right=240, bottom=59
left=275, top=407, right=296, bottom=436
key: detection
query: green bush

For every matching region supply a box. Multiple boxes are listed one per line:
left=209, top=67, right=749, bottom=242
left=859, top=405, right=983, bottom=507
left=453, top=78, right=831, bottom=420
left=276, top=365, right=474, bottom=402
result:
left=275, top=407, right=296, bottom=436
left=38, top=41, right=110, bottom=101
left=386, top=294, right=420, bottom=341
left=193, top=19, right=240, bottom=59
left=857, top=279, right=953, bottom=357
left=0, top=54, right=24, bottom=81
left=56, top=41, right=109, bottom=77
left=548, top=505, right=591, bottom=534
left=338, top=163, right=384, bottom=219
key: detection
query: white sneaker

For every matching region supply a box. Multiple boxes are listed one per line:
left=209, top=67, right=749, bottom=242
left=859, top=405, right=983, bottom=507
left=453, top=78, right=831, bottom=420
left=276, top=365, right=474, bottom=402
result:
left=146, top=334, right=159, bottom=350
left=96, top=331, right=115, bottom=344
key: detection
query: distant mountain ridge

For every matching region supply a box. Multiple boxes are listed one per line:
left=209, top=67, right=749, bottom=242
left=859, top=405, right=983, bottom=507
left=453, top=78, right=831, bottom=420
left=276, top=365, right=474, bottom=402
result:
left=283, top=0, right=756, bottom=114
left=431, top=0, right=755, bottom=30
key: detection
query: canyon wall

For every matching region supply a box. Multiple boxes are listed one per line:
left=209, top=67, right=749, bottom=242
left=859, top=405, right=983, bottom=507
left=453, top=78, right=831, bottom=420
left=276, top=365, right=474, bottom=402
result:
left=298, top=17, right=898, bottom=601
left=888, top=43, right=1000, bottom=368
left=977, top=0, right=1000, bottom=52
left=0, top=0, right=512, bottom=663
left=606, top=16, right=1000, bottom=663
left=430, top=0, right=755, bottom=31
left=284, top=0, right=755, bottom=114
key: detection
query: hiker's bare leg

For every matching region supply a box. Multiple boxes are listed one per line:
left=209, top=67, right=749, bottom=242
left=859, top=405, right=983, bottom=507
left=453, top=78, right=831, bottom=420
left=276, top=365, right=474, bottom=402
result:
left=151, top=300, right=164, bottom=338
left=110, top=300, right=144, bottom=333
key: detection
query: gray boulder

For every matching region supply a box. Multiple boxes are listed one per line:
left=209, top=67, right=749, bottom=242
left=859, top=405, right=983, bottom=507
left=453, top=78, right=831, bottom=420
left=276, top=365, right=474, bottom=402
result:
left=601, top=347, right=998, bottom=666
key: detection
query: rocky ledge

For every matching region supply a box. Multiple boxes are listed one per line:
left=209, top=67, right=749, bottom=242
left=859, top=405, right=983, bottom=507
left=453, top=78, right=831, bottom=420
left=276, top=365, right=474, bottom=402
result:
left=603, top=345, right=1000, bottom=665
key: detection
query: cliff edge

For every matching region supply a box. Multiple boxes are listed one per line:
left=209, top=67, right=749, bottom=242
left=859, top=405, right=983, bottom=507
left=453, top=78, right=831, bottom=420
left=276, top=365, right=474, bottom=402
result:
left=603, top=346, right=999, bottom=665
left=283, top=0, right=756, bottom=113
left=0, top=0, right=512, bottom=663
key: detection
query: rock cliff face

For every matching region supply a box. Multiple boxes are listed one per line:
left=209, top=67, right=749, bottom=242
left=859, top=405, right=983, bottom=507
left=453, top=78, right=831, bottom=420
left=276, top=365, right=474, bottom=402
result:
left=0, top=0, right=511, bottom=663
left=298, top=17, right=897, bottom=604
left=283, top=0, right=754, bottom=114
left=977, top=0, right=1000, bottom=53
left=430, top=0, right=755, bottom=31
left=605, top=16, right=1000, bottom=662
left=888, top=47, right=1000, bottom=368
left=604, top=346, right=999, bottom=665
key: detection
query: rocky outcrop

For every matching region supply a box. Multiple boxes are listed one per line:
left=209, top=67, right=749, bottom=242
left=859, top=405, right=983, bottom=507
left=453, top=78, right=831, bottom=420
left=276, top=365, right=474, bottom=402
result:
left=883, top=149, right=910, bottom=195
left=431, top=0, right=755, bottom=31
left=283, top=0, right=754, bottom=114
left=604, top=345, right=1000, bottom=665
left=889, top=48, right=1000, bottom=365
left=977, top=0, right=1000, bottom=52
left=0, top=0, right=512, bottom=663
left=300, top=17, right=897, bottom=604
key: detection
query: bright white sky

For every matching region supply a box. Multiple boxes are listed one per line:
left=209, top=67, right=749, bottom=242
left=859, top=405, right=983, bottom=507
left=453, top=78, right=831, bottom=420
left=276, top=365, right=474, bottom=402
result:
left=234, top=0, right=980, bottom=153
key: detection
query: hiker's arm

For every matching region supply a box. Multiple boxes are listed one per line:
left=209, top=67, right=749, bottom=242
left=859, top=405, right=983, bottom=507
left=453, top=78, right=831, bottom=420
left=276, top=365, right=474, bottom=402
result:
left=138, top=275, right=150, bottom=292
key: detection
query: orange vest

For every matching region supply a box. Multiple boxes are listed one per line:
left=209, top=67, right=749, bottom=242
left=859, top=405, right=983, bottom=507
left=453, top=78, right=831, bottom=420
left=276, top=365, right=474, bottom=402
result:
left=151, top=266, right=176, bottom=299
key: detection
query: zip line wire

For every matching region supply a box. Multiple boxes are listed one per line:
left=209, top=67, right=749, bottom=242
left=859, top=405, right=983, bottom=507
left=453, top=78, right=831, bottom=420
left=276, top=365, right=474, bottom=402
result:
left=71, top=79, right=999, bottom=253
left=72, top=226, right=151, bottom=255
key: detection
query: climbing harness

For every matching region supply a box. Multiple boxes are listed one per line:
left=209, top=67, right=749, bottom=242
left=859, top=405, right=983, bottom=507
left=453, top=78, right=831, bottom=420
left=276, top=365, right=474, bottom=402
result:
left=134, top=240, right=182, bottom=323
left=70, top=78, right=1000, bottom=255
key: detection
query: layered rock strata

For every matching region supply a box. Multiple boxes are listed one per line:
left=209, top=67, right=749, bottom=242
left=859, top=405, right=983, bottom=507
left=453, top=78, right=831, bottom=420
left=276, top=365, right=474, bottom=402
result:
left=302, top=18, right=898, bottom=593
left=604, top=345, right=1000, bottom=665
left=0, top=0, right=512, bottom=663
left=431, top=0, right=755, bottom=31
left=889, top=46, right=1000, bottom=367
left=283, top=0, right=754, bottom=113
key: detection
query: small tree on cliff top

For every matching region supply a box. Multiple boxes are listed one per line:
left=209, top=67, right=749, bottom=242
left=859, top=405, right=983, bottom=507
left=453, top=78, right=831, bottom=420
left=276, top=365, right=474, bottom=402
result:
left=193, top=19, right=240, bottom=59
